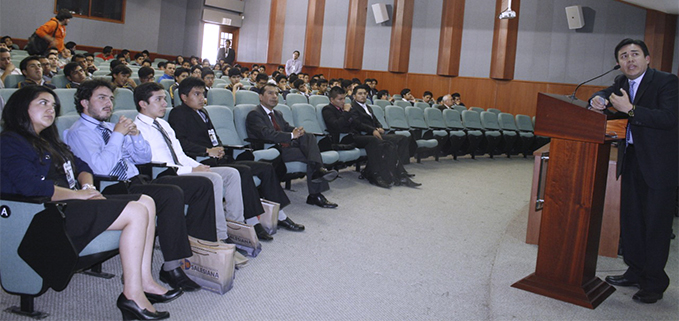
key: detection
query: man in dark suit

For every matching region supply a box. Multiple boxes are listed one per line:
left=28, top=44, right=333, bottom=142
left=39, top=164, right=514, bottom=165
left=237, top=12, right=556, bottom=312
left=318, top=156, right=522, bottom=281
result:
left=246, top=83, right=339, bottom=208
left=168, top=77, right=304, bottom=240
left=322, top=85, right=419, bottom=188
left=220, top=40, right=235, bottom=66
left=590, top=38, right=678, bottom=304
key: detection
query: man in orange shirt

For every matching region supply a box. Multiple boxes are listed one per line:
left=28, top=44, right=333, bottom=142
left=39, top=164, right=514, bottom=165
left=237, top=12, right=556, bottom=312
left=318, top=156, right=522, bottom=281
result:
left=35, top=9, right=72, bottom=54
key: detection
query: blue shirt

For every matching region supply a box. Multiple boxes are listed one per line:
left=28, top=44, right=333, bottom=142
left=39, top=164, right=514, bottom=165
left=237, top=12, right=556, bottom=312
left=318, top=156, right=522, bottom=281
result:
left=66, top=114, right=152, bottom=178
left=157, top=74, right=173, bottom=83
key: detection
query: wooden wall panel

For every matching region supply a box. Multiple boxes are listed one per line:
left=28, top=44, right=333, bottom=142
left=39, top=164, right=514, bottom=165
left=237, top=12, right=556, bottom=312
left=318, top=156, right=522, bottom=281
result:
left=490, top=0, right=520, bottom=80
left=644, top=10, right=677, bottom=73
left=450, top=77, right=498, bottom=110
left=304, top=0, right=326, bottom=67
left=495, top=80, right=548, bottom=116
left=267, top=0, right=287, bottom=64
left=388, top=0, right=415, bottom=73
left=437, top=0, right=465, bottom=76
left=344, top=0, right=368, bottom=70
left=406, top=74, right=451, bottom=100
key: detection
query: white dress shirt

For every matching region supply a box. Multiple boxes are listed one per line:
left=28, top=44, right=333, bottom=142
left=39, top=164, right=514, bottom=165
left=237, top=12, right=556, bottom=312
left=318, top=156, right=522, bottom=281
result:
left=135, top=113, right=201, bottom=174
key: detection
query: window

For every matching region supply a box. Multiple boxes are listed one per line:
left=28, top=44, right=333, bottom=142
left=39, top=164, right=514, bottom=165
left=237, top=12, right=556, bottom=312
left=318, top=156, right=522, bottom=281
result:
left=55, top=0, right=126, bottom=23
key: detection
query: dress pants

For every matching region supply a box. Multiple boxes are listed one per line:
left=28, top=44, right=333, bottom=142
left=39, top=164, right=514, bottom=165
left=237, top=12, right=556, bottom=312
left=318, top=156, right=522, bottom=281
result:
left=353, top=135, right=407, bottom=178
left=280, top=133, right=328, bottom=195
left=182, top=166, right=242, bottom=241
left=202, top=157, right=291, bottom=210
left=620, top=145, right=675, bottom=294
left=382, top=133, right=411, bottom=165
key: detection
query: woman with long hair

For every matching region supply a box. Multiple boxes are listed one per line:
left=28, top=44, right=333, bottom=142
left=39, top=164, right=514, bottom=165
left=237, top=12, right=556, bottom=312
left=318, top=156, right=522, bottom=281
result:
left=0, top=86, right=171, bottom=320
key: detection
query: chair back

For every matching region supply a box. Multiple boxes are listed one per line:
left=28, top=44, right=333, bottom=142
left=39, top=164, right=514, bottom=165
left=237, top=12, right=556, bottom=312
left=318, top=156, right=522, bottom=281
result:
left=273, top=104, right=294, bottom=126
left=113, top=88, right=135, bottom=110
left=370, top=105, right=389, bottom=130
left=109, top=109, right=138, bottom=124
left=461, top=110, right=483, bottom=130
left=232, top=104, right=258, bottom=145
left=442, top=109, right=464, bottom=130
left=235, top=90, right=260, bottom=105
left=405, top=106, right=428, bottom=129
left=497, top=112, right=519, bottom=131
left=414, top=102, right=429, bottom=110
left=374, top=99, right=391, bottom=109
left=286, top=93, right=308, bottom=107
left=4, top=74, right=24, bottom=88
left=453, top=105, right=467, bottom=113
left=207, top=88, right=234, bottom=107
left=50, top=75, right=68, bottom=88
left=423, top=107, right=446, bottom=129
left=515, top=114, right=535, bottom=133
left=204, top=105, right=241, bottom=145
left=159, top=79, right=174, bottom=91
left=308, top=95, right=329, bottom=107
left=385, top=106, right=409, bottom=130
left=487, top=108, right=502, bottom=115
left=480, top=111, right=500, bottom=131
left=470, top=106, right=485, bottom=113
left=394, top=100, right=412, bottom=108
left=55, top=115, right=80, bottom=141
left=54, top=88, right=78, bottom=116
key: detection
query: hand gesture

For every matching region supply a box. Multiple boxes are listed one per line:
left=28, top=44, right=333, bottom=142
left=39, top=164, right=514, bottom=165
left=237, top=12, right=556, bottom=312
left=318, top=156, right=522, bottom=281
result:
left=608, top=89, right=634, bottom=114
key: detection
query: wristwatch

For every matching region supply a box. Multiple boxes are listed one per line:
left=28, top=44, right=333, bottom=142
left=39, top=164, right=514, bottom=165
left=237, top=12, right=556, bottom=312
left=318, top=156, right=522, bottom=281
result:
left=628, top=105, right=635, bottom=117
left=81, top=183, right=96, bottom=190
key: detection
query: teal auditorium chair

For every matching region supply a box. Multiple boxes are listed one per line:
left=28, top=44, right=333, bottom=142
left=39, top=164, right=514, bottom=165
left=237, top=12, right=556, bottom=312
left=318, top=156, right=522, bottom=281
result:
left=109, top=109, right=138, bottom=124
left=442, top=109, right=483, bottom=159
left=113, top=88, right=136, bottom=110
left=285, top=93, right=308, bottom=107
left=385, top=106, right=438, bottom=163
left=308, top=95, right=329, bottom=107
left=1, top=88, right=18, bottom=103
left=405, top=106, right=447, bottom=158
left=470, top=106, right=485, bottom=113
left=370, top=105, right=410, bottom=138
left=393, top=100, right=412, bottom=108
left=162, top=107, right=173, bottom=123
left=487, top=108, right=502, bottom=115
left=480, top=111, right=517, bottom=157
left=54, top=88, right=78, bottom=116
left=515, top=114, right=550, bottom=152
left=160, top=79, right=174, bottom=91
left=424, top=107, right=466, bottom=160
left=55, top=115, right=80, bottom=141
left=453, top=105, right=467, bottom=113
left=276, top=104, right=341, bottom=167
left=314, top=104, right=367, bottom=171
left=498, top=112, right=534, bottom=157
left=414, top=102, right=430, bottom=110
left=50, top=74, right=68, bottom=88
left=207, top=88, right=235, bottom=108
left=461, top=110, right=501, bottom=158
left=173, top=88, right=182, bottom=107
left=4, top=74, right=25, bottom=88
left=0, top=196, right=121, bottom=318
left=235, top=90, right=260, bottom=106
left=373, top=99, right=392, bottom=109
left=290, top=103, right=359, bottom=168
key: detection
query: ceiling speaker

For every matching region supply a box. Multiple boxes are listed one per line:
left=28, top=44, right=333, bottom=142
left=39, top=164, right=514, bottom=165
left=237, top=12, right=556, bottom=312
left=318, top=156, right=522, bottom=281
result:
left=565, top=5, right=584, bottom=29
left=372, top=3, right=389, bottom=24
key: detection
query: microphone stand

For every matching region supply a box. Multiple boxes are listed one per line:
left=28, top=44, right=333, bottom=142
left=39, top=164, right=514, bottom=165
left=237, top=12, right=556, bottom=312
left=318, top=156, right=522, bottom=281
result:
left=568, top=65, right=621, bottom=101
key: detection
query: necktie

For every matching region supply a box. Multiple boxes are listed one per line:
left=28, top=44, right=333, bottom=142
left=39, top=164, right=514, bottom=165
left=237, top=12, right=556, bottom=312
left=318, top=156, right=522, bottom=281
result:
left=98, top=124, right=128, bottom=180
left=153, top=120, right=181, bottom=165
left=628, top=81, right=636, bottom=102
left=626, top=81, right=635, bottom=145
left=269, top=112, right=289, bottom=147
left=198, top=110, right=208, bottom=123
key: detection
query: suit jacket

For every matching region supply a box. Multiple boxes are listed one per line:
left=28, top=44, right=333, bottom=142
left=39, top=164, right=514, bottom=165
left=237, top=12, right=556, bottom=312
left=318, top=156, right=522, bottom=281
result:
left=246, top=105, right=294, bottom=144
left=224, top=48, right=235, bottom=66
left=350, top=101, right=383, bottom=134
left=592, top=68, right=678, bottom=188
left=168, top=104, right=221, bottom=158
left=322, top=104, right=358, bottom=143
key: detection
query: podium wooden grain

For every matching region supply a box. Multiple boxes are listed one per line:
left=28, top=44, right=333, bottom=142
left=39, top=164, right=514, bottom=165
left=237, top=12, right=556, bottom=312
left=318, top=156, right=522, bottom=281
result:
left=512, top=93, right=615, bottom=309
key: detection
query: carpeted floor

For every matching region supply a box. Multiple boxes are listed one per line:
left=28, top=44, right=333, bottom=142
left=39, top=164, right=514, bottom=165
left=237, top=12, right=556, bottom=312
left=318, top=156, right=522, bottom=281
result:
left=1, top=155, right=677, bottom=320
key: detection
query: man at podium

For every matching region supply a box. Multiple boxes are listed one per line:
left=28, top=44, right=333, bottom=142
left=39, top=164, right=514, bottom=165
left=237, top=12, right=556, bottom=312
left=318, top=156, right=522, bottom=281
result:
left=590, top=38, right=678, bottom=304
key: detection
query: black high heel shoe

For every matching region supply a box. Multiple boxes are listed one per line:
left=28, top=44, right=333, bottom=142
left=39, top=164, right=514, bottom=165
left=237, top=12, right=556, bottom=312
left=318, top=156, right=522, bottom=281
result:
left=117, top=293, right=170, bottom=320
left=145, top=288, right=183, bottom=304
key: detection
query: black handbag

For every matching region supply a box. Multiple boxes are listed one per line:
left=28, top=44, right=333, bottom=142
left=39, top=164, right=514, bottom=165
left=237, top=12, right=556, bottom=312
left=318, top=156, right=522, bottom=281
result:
left=26, top=21, right=58, bottom=55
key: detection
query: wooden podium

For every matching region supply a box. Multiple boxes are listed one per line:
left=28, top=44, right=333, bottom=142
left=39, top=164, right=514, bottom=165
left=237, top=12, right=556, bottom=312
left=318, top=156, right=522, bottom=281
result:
left=512, top=93, right=616, bottom=309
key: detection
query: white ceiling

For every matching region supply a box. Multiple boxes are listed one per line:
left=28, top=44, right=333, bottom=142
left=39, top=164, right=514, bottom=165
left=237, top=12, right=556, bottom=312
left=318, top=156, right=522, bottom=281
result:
left=620, top=0, right=679, bottom=14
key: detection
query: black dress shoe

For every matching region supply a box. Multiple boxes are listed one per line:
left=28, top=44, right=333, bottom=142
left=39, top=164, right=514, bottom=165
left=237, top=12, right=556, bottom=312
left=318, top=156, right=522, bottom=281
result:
left=605, top=275, right=639, bottom=287
left=311, top=168, right=338, bottom=183
left=306, top=194, right=338, bottom=208
left=278, top=217, right=305, bottom=231
left=254, top=223, right=274, bottom=241
left=117, top=293, right=170, bottom=320
left=159, top=266, right=201, bottom=292
left=145, top=288, right=183, bottom=304
left=399, top=176, right=421, bottom=187
left=403, top=171, right=415, bottom=178
left=371, top=175, right=392, bottom=188
left=633, top=290, right=663, bottom=303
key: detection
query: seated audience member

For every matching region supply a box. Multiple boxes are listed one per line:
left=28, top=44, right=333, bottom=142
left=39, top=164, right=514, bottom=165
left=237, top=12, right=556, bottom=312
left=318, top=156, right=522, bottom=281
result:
left=201, top=59, right=211, bottom=68
left=225, top=67, right=244, bottom=94
left=175, top=55, right=185, bottom=66
left=249, top=72, right=269, bottom=94
left=323, top=85, right=418, bottom=188
left=1, top=36, right=19, bottom=50
left=270, top=71, right=281, bottom=85
left=121, top=49, right=131, bottom=62
left=1, top=86, right=173, bottom=319
left=133, top=82, right=245, bottom=242
left=58, top=48, right=72, bottom=66
left=168, top=77, right=303, bottom=240
left=201, top=68, right=215, bottom=90
left=17, top=56, right=55, bottom=89
left=47, top=51, right=61, bottom=75
left=240, top=67, right=249, bottom=79
left=317, top=78, right=329, bottom=96
left=258, top=65, right=266, bottom=74
left=39, top=55, right=54, bottom=83
left=275, top=74, right=290, bottom=99
left=71, top=54, right=89, bottom=76
left=400, top=88, right=416, bottom=103
left=141, top=50, right=150, bottom=60
left=248, top=69, right=259, bottom=83
left=0, top=48, right=22, bottom=85
left=96, top=46, right=115, bottom=61
left=189, top=56, right=199, bottom=66
left=131, top=53, right=145, bottom=66
left=84, top=53, right=99, bottom=74
left=109, top=59, right=123, bottom=72
left=309, top=79, right=319, bottom=94
left=436, top=96, right=444, bottom=104
left=181, top=61, right=191, bottom=69
left=169, top=67, right=190, bottom=106
left=190, top=65, right=202, bottom=78
left=64, top=62, right=87, bottom=89
left=377, top=89, right=393, bottom=103
left=157, top=61, right=167, bottom=72
left=247, top=83, right=339, bottom=208
left=64, top=41, right=77, bottom=52
left=116, top=53, right=128, bottom=65
left=138, top=66, right=155, bottom=84
left=437, top=94, right=455, bottom=111
left=67, top=79, right=220, bottom=291
left=422, top=91, right=434, bottom=105
left=328, top=78, right=340, bottom=88
left=451, top=92, right=465, bottom=106
left=111, top=65, right=136, bottom=89
left=157, top=62, right=175, bottom=83
left=141, top=59, right=153, bottom=68
left=292, top=79, right=309, bottom=98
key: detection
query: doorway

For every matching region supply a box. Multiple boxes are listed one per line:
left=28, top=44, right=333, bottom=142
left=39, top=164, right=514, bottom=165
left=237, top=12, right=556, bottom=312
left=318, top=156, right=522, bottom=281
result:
left=200, top=24, right=239, bottom=67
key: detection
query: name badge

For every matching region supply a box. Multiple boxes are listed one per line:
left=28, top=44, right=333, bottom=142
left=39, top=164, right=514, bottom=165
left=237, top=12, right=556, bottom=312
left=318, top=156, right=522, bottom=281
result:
left=63, top=161, right=77, bottom=189
left=208, top=129, right=219, bottom=147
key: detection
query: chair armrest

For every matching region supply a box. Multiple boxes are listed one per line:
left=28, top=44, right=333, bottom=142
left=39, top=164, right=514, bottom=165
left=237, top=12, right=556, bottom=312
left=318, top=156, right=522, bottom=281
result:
left=0, top=193, right=51, bottom=204
left=223, top=144, right=254, bottom=152
left=135, top=162, right=168, bottom=178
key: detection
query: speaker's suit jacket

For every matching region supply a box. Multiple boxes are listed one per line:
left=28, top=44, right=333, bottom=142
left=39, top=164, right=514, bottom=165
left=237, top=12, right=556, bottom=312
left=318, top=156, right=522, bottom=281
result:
left=246, top=105, right=328, bottom=194
left=350, top=101, right=411, bottom=165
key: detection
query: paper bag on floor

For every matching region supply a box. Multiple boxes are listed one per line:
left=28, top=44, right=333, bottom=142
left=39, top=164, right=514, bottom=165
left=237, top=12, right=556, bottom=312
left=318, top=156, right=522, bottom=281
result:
left=258, top=199, right=280, bottom=235
left=226, top=220, right=262, bottom=257
left=182, top=236, right=236, bottom=294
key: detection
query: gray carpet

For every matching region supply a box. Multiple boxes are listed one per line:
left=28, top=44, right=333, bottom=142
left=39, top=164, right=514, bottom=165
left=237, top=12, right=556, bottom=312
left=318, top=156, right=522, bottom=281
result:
left=1, top=155, right=677, bottom=320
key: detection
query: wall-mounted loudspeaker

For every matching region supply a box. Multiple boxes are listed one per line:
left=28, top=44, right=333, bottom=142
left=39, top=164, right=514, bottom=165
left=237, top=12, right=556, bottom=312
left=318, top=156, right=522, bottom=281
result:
left=565, top=5, right=584, bottom=29
left=372, top=3, right=389, bottom=24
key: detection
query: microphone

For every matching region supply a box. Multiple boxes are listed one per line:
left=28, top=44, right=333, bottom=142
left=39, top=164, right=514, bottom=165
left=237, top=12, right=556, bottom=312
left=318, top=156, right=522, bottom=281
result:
left=568, top=65, right=621, bottom=101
